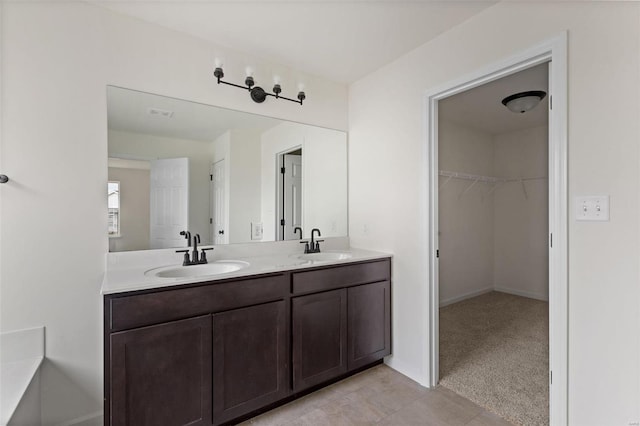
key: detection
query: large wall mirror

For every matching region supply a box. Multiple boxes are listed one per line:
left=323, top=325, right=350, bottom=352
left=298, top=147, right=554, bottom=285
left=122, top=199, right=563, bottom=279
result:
left=107, top=86, right=348, bottom=252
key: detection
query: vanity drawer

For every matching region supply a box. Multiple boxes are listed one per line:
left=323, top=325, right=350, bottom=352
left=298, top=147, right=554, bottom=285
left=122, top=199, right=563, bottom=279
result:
left=108, top=274, right=288, bottom=332
left=292, top=259, right=390, bottom=295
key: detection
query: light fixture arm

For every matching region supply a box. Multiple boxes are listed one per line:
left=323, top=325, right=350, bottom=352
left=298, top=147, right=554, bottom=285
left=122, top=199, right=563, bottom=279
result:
left=214, top=67, right=305, bottom=105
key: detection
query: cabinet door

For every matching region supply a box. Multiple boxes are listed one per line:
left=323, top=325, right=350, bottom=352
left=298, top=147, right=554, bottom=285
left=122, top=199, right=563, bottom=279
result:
left=348, top=281, right=391, bottom=370
left=292, top=289, right=347, bottom=391
left=212, top=300, right=288, bottom=425
left=110, top=315, right=212, bottom=426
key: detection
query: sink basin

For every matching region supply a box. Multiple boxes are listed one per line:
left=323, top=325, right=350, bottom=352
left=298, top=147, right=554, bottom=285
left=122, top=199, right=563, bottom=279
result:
left=296, top=252, right=353, bottom=262
left=145, top=261, right=250, bottom=279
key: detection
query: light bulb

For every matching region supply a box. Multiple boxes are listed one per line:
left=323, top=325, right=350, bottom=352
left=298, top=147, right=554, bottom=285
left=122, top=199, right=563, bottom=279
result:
left=245, top=67, right=254, bottom=77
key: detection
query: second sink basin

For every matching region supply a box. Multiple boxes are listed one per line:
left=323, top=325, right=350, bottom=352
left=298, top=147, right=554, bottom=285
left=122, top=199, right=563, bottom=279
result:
left=296, top=251, right=353, bottom=262
left=145, top=260, right=250, bottom=279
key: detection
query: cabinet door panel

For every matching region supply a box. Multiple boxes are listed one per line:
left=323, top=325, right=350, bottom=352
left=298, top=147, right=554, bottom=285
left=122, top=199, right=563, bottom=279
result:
left=292, top=289, right=347, bottom=391
left=348, top=281, right=391, bottom=370
left=213, top=300, right=288, bottom=425
left=110, top=315, right=211, bottom=426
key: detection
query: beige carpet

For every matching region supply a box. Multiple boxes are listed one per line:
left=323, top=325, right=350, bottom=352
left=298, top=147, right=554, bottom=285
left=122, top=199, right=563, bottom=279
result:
left=439, top=291, right=549, bottom=426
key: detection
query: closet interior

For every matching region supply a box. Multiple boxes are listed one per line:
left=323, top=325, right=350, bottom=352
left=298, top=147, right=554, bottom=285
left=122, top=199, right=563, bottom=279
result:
left=437, top=62, right=550, bottom=426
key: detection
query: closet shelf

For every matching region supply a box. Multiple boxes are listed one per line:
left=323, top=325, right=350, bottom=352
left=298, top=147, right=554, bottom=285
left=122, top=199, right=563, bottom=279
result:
left=439, top=170, right=546, bottom=184
left=439, top=170, right=547, bottom=199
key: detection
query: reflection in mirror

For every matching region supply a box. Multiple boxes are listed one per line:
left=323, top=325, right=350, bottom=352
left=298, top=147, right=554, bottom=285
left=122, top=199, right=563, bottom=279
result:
left=107, top=86, right=348, bottom=252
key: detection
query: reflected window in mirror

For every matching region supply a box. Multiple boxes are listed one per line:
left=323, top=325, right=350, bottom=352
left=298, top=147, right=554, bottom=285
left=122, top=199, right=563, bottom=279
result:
left=108, top=181, right=121, bottom=237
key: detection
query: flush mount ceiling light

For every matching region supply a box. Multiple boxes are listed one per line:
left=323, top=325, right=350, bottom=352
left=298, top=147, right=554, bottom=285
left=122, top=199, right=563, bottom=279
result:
left=501, top=90, right=547, bottom=114
left=213, top=65, right=306, bottom=106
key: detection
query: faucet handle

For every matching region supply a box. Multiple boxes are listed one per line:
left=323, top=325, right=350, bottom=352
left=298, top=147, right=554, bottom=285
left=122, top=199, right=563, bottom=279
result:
left=299, top=240, right=310, bottom=253
left=176, top=249, right=190, bottom=266
left=200, top=247, right=214, bottom=263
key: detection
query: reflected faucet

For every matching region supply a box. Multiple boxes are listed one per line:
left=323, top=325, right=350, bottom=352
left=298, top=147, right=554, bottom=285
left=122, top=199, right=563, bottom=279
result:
left=294, top=227, right=303, bottom=240
left=180, top=230, right=192, bottom=247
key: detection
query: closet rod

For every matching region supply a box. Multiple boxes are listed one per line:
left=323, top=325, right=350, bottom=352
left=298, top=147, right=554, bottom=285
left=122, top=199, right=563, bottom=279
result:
left=439, top=170, right=546, bottom=184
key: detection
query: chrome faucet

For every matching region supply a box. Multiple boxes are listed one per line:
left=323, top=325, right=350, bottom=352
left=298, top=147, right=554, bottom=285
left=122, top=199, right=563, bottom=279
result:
left=177, top=231, right=213, bottom=266
left=300, top=228, right=323, bottom=254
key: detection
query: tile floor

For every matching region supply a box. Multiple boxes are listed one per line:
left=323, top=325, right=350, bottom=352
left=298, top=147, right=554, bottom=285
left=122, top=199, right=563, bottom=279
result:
left=240, top=364, right=514, bottom=425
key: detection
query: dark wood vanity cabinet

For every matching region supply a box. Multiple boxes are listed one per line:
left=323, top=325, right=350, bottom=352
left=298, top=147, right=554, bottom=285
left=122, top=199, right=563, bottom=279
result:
left=212, top=300, right=288, bottom=425
left=104, top=257, right=391, bottom=426
left=110, top=315, right=212, bottom=426
left=347, top=280, right=391, bottom=370
left=291, top=260, right=391, bottom=392
left=292, top=289, right=348, bottom=391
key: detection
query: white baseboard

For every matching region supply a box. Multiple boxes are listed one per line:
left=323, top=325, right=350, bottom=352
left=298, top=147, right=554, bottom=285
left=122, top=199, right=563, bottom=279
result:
left=494, top=286, right=548, bottom=302
left=56, top=411, right=103, bottom=426
left=439, top=286, right=494, bottom=307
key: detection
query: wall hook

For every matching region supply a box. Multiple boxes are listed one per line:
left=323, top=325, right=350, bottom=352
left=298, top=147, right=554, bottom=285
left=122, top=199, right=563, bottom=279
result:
left=0, top=175, right=9, bottom=184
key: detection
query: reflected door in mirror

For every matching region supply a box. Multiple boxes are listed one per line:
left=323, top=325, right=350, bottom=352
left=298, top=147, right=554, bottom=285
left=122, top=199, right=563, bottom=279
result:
left=211, top=159, right=228, bottom=245
left=150, top=158, right=190, bottom=249
left=282, top=153, right=302, bottom=240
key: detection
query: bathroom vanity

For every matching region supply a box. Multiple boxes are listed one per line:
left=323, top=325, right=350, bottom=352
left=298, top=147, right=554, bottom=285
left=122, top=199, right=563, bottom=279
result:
left=102, top=251, right=391, bottom=426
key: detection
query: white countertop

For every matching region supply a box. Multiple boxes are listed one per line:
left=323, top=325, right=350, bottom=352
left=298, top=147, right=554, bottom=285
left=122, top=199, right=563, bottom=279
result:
left=1, top=327, right=45, bottom=426
left=0, top=357, right=43, bottom=426
left=102, top=246, right=391, bottom=295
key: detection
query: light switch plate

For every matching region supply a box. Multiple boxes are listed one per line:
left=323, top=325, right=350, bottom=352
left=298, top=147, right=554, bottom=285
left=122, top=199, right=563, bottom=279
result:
left=575, top=196, right=609, bottom=221
left=251, top=222, right=263, bottom=240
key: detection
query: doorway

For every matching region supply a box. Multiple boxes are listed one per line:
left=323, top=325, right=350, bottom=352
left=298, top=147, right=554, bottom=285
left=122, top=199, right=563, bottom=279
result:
left=277, top=148, right=302, bottom=241
left=424, top=34, right=568, bottom=425
left=437, top=62, right=549, bottom=425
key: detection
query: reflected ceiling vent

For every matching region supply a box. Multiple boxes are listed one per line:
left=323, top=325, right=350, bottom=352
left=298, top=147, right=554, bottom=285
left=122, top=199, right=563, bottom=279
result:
left=501, top=90, right=547, bottom=114
left=147, top=107, right=174, bottom=118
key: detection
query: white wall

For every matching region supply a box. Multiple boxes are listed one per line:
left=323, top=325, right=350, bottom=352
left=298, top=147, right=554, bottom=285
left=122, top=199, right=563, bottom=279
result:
left=303, top=125, right=349, bottom=239
left=349, top=2, right=640, bottom=424
left=439, top=122, right=549, bottom=305
left=438, top=121, right=495, bottom=305
left=493, top=125, right=549, bottom=301
left=0, top=3, right=347, bottom=424
left=228, top=129, right=262, bottom=244
left=107, top=167, right=151, bottom=252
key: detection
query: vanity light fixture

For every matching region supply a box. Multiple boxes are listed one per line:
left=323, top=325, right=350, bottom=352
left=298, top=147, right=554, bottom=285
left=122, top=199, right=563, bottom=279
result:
left=501, top=90, right=547, bottom=113
left=213, top=66, right=306, bottom=105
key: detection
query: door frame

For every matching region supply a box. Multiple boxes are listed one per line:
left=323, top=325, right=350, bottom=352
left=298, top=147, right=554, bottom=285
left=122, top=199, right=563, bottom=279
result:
left=210, top=159, right=228, bottom=245
left=276, top=146, right=302, bottom=240
left=423, top=33, right=568, bottom=425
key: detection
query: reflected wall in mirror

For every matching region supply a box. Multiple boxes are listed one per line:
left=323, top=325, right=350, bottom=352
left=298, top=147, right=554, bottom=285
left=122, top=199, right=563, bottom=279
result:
left=107, top=86, right=348, bottom=252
